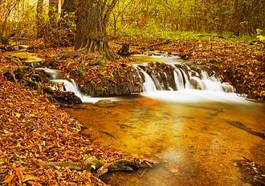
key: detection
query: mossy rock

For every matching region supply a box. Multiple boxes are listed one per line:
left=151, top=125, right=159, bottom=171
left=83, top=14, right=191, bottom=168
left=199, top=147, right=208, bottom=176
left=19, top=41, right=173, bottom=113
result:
left=4, top=52, right=43, bottom=67
left=83, top=154, right=103, bottom=172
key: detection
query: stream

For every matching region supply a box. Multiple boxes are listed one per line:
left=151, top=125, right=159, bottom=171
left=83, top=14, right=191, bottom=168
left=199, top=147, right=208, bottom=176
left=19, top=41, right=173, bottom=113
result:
left=45, top=54, right=265, bottom=185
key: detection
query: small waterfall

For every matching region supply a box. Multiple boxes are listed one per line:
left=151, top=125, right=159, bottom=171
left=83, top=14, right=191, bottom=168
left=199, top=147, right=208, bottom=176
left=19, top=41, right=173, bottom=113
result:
left=50, top=79, right=117, bottom=103
left=39, top=55, right=237, bottom=104
left=138, top=68, right=157, bottom=92
left=135, top=62, right=235, bottom=93
left=36, top=67, right=64, bottom=79
left=37, top=68, right=116, bottom=104
left=51, top=79, right=83, bottom=98
left=179, top=68, right=191, bottom=89
left=175, top=69, right=185, bottom=90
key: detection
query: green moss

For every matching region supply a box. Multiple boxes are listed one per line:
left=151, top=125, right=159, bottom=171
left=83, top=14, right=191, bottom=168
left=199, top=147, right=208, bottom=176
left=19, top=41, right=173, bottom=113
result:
left=90, top=81, right=106, bottom=96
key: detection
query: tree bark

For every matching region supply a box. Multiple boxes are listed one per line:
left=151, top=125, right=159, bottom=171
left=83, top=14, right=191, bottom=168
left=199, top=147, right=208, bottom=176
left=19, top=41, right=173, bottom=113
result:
left=75, top=0, right=118, bottom=59
left=62, top=0, right=76, bottom=13
left=36, top=0, right=44, bottom=38
left=49, top=0, right=59, bottom=24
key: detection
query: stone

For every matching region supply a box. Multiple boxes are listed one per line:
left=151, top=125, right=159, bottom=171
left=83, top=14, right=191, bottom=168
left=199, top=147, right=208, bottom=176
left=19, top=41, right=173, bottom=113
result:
left=4, top=52, right=43, bottom=67
left=95, top=99, right=115, bottom=107
left=118, top=44, right=130, bottom=56
left=53, top=91, right=82, bottom=106
left=14, top=45, right=32, bottom=51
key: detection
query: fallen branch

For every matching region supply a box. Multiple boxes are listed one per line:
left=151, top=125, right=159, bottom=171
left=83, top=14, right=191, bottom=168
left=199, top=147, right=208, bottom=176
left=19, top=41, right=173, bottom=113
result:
left=37, top=158, right=157, bottom=178
left=96, top=159, right=157, bottom=177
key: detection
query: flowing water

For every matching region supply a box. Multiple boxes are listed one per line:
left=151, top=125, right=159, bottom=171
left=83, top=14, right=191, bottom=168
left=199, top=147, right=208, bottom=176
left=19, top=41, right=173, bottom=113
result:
left=65, top=97, right=264, bottom=186
left=42, top=55, right=265, bottom=185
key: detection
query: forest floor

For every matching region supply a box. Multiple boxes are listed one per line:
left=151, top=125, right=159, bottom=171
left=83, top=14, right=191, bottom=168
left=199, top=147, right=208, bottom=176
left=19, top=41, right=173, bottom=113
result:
left=0, top=36, right=264, bottom=185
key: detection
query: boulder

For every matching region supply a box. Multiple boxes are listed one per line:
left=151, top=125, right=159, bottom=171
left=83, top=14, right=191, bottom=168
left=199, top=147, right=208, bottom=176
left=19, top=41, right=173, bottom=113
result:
left=53, top=91, right=82, bottom=106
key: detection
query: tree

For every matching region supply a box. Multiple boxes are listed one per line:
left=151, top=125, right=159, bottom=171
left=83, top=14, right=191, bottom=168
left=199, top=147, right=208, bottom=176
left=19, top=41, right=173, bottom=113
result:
left=75, top=0, right=118, bottom=59
left=62, top=0, right=76, bottom=14
left=36, top=0, right=44, bottom=38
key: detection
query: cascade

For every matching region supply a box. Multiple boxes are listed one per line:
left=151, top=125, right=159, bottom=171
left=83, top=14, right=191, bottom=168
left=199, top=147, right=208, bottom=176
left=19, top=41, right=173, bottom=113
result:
left=137, top=67, right=157, bottom=92
left=39, top=55, right=237, bottom=103
left=135, top=62, right=234, bottom=93
left=39, top=68, right=111, bottom=104
left=51, top=79, right=82, bottom=98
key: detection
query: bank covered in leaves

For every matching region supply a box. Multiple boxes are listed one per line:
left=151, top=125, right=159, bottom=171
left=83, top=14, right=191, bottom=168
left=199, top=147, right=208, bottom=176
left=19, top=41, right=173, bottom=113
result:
left=0, top=58, right=155, bottom=185
left=47, top=51, right=143, bottom=97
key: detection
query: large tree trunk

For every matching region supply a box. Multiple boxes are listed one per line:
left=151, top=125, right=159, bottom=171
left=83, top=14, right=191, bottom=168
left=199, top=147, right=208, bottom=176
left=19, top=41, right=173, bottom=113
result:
left=75, top=0, right=118, bottom=59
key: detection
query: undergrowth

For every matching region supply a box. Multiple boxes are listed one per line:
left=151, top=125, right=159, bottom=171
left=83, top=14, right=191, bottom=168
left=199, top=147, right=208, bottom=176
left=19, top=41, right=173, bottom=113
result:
left=115, top=26, right=256, bottom=43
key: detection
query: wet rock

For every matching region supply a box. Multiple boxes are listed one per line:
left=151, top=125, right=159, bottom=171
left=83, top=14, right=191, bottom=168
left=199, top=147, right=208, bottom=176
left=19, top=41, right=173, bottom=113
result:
left=53, top=91, right=82, bottom=106
left=118, top=44, right=130, bottom=56
left=190, top=77, right=204, bottom=90
left=44, top=82, right=65, bottom=94
left=80, top=67, right=143, bottom=97
left=145, top=62, right=176, bottom=90
left=95, top=99, right=115, bottom=107
left=83, top=154, right=103, bottom=172
left=236, top=158, right=265, bottom=186
left=222, top=83, right=235, bottom=93
left=14, top=45, right=32, bottom=51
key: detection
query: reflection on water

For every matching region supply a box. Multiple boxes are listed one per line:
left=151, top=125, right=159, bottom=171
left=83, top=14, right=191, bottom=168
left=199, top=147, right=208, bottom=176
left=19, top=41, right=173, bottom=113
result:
left=64, top=96, right=265, bottom=186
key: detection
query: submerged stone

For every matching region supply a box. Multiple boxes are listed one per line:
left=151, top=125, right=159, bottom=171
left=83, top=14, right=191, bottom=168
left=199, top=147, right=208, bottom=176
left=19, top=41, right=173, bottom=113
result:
left=95, top=99, right=115, bottom=107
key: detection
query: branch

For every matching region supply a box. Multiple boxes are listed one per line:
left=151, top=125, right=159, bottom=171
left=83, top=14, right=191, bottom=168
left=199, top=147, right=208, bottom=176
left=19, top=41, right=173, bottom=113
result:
left=103, top=0, right=119, bottom=24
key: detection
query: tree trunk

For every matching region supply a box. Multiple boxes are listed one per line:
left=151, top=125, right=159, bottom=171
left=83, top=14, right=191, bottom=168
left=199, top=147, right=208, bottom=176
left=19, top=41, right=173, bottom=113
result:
left=75, top=0, right=118, bottom=59
left=113, top=13, right=117, bottom=36
left=49, top=0, right=58, bottom=25
left=62, top=0, right=76, bottom=14
left=36, top=0, right=44, bottom=38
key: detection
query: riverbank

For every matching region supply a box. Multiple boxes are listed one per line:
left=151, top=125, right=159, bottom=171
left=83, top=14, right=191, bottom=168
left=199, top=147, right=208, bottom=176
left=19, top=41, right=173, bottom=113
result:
left=2, top=37, right=264, bottom=100
left=0, top=55, right=155, bottom=185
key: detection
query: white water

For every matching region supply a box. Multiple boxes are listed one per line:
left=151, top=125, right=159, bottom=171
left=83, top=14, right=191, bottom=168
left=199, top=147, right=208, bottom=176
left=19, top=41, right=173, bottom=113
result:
left=51, top=79, right=110, bottom=103
left=175, top=69, right=185, bottom=90
left=180, top=68, right=191, bottom=89
left=36, top=67, right=63, bottom=79
left=142, top=90, right=247, bottom=104
left=138, top=65, right=230, bottom=93
left=138, top=68, right=157, bottom=92
left=133, top=58, right=248, bottom=104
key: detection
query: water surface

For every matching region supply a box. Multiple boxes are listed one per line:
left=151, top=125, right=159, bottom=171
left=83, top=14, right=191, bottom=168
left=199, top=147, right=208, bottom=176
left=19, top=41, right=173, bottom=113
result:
left=64, top=95, right=265, bottom=186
